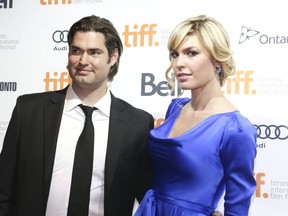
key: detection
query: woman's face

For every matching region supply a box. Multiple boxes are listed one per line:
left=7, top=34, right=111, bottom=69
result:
left=170, top=34, right=218, bottom=91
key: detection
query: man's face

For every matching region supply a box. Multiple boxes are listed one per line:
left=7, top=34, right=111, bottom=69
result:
left=67, top=31, right=118, bottom=92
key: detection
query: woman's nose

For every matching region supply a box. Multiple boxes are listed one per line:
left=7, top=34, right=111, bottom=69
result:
left=174, top=56, right=185, bottom=71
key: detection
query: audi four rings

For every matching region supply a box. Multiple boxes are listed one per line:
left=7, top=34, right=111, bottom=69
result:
left=254, top=124, right=288, bottom=140
left=52, top=30, right=68, bottom=43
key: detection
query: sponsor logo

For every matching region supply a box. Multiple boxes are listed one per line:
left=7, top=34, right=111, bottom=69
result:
left=0, top=0, right=13, bottom=9
left=52, top=30, right=68, bottom=51
left=254, top=172, right=288, bottom=200
left=141, top=73, right=181, bottom=96
left=52, top=30, right=68, bottom=43
left=256, top=142, right=266, bottom=149
left=44, top=71, right=71, bottom=91
left=40, top=0, right=71, bottom=5
left=239, top=26, right=288, bottom=45
left=40, top=0, right=102, bottom=5
left=255, top=172, right=268, bottom=198
left=122, top=24, right=159, bottom=47
left=224, top=70, right=256, bottom=95
left=239, top=26, right=260, bottom=44
left=254, top=124, right=288, bottom=140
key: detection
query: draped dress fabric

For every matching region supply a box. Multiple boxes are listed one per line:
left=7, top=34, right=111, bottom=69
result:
left=135, top=98, right=257, bottom=216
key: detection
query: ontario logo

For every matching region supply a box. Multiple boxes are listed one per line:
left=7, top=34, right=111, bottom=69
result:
left=239, top=26, right=260, bottom=44
left=239, top=26, right=288, bottom=45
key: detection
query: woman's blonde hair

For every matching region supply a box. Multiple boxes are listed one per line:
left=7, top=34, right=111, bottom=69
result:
left=166, top=15, right=235, bottom=88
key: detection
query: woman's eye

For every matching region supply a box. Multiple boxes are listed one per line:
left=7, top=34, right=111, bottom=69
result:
left=187, top=50, right=198, bottom=56
left=169, top=51, right=178, bottom=58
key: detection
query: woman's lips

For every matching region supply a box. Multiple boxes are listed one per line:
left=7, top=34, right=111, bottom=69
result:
left=177, top=73, right=191, bottom=82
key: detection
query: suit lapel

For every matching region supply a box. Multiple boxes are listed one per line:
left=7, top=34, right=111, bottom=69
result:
left=43, top=88, right=67, bottom=201
left=104, top=92, right=126, bottom=197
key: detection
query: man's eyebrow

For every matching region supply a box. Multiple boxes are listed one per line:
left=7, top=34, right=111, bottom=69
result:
left=70, top=45, right=81, bottom=49
left=90, top=48, right=105, bottom=53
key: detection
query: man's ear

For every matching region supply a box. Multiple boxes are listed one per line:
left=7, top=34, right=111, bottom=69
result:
left=110, top=48, right=119, bottom=66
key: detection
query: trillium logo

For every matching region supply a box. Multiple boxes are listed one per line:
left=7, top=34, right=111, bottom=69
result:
left=239, top=26, right=260, bottom=44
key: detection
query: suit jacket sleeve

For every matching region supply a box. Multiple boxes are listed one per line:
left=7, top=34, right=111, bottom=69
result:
left=0, top=96, right=21, bottom=214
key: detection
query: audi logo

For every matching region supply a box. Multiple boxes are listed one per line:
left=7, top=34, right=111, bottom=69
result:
left=254, top=124, right=288, bottom=140
left=52, top=30, right=68, bottom=43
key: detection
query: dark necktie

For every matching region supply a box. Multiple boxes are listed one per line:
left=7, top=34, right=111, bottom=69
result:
left=67, top=104, right=97, bottom=216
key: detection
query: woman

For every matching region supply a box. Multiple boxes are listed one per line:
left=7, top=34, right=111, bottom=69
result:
left=135, top=15, right=257, bottom=216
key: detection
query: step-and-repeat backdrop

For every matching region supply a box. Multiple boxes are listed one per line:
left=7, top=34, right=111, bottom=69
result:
left=1, top=0, right=287, bottom=215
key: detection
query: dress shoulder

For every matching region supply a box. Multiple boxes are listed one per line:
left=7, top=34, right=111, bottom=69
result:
left=219, top=111, right=257, bottom=167
left=165, top=97, right=190, bottom=119
left=222, top=111, right=256, bottom=143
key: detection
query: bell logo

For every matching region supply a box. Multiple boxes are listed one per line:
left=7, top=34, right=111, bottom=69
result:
left=141, top=73, right=181, bottom=96
left=0, top=0, right=13, bottom=8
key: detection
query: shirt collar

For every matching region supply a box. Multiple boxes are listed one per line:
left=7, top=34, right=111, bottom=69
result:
left=65, top=84, right=111, bottom=117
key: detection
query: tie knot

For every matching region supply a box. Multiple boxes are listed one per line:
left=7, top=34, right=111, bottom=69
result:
left=79, top=104, right=97, bottom=118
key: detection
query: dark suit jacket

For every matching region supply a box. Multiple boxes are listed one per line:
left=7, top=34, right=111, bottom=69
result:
left=0, top=87, right=154, bottom=216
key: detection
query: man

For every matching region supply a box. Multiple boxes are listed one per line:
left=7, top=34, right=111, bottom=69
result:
left=0, top=15, right=153, bottom=216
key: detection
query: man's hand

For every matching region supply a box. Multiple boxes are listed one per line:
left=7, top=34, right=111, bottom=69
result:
left=212, top=210, right=223, bottom=216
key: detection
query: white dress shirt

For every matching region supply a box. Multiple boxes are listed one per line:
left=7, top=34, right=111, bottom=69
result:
left=46, top=85, right=110, bottom=216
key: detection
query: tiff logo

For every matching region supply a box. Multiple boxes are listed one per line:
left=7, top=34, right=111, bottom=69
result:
left=0, top=0, right=13, bottom=8
left=44, top=71, right=71, bottom=91
left=224, top=70, right=256, bottom=95
left=122, top=24, right=159, bottom=47
left=254, top=173, right=268, bottom=198
left=40, top=0, right=72, bottom=5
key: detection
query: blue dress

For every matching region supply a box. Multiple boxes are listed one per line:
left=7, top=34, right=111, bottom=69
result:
left=135, top=98, right=257, bottom=216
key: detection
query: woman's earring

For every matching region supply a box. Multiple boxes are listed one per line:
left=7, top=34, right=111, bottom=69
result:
left=215, top=65, right=221, bottom=74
